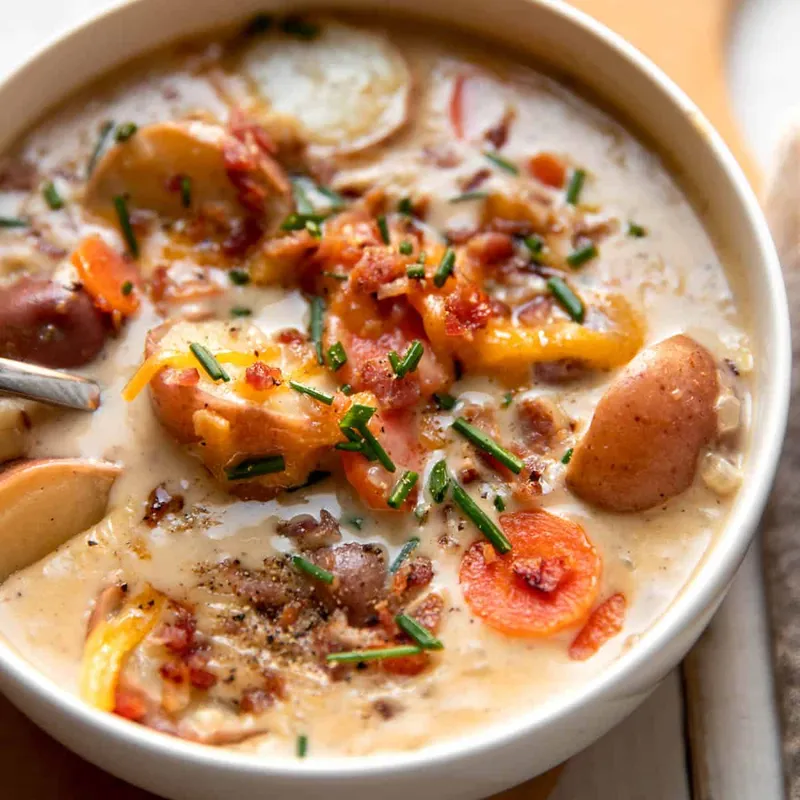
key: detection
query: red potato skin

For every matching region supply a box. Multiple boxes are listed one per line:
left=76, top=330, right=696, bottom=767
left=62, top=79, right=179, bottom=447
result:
left=566, top=335, right=718, bottom=512
left=145, top=323, right=340, bottom=500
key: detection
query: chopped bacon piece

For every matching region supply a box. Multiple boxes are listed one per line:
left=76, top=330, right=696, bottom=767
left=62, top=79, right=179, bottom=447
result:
left=465, top=232, right=515, bottom=267
left=484, top=109, right=515, bottom=150
left=392, top=557, right=434, bottom=598
left=155, top=606, right=197, bottom=656
left=381, top=650, right=431, bottom=676
left=114, top=687, right=148, bottom=722
left=240, top=688, right=275, bottom=714
left=409, top=592, right=444, bottom=633
left=228, top=108, right=278, bottom=156
left=518, top=295, right=555, bottom=327
left=528, top=153, right=567, bottom=188
left=245, top=361, right=282, bottom=391
left=512, top=556, right=569, bottom=593
left=350, top=247, right=406, bottom=295
left=358, top=357, right=421, bottom=410
left=221, top=216, right=264, bottom=258
left=276, top=328, right=307, bottom=346
left=444, top=283, right=493, bottom=338
left=460, top=168, right=491, bottom=192
left=143, top=485, right=186, bottom=527
left=569, top=593, right=627, bottom=661
left=188, top=666, right=218, bottom=690
left=159, top=660, right=189, bottom=684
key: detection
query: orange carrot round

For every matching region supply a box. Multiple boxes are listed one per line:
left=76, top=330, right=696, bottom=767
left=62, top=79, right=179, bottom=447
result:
left=568, top=593, right=627, bottom=661
left=71, top=234, right=140, bottom=317
left=459, top=509, right=601, bottom=637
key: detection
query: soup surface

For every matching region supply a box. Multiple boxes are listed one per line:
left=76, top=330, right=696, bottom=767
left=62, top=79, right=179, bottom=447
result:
left=0, top=13, right=751, bottom=757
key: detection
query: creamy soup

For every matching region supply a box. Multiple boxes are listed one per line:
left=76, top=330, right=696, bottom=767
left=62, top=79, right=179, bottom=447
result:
left=0, top=13, right=750, bottom=757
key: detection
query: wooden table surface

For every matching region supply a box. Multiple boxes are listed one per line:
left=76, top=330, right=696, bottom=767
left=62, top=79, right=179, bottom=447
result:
left=0, top=1, right=789, bottom=798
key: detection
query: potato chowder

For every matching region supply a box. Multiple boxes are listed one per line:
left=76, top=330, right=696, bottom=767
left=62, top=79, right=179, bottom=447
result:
left=0, top=13, right=751, bottom=758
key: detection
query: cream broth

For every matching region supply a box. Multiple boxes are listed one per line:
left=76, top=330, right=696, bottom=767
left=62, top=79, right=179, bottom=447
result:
left=0, top=15, right=749, bottom=757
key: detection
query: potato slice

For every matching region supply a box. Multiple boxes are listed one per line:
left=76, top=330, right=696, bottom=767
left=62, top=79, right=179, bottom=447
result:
left=566, top=335, right=718, bottom=512
left=145, top=319, right=342, bottom=499
left=84, top=120, right=291, bottom=223
left=240, top=21, right=411, bottom=153
left=0, top=458, right=120, bottom=580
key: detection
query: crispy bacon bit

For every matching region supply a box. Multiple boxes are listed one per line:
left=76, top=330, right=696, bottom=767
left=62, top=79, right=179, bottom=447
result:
left=381, top=650, right=430, bottom=676
left=392, top=557, right=434, bottom=598
left=460, top=168, right=491, bottom=192
left=569, top=593, right=627, bottom=661
left=221, top=216, right=264, bottom=258
left=422, top=144, right=462, bottom=169
left=277, top=509, right=342, bottom=550
left=409, top=592, right=444, bottom=633
left=465, top=232, right=515, bottom=265
left=245, top=361, right=282, bottom=391
left=143, top=485, right=185, bottom=527
left=188, top=666, right=218, bottom=690
left=164, top=367, right=200, bottom=387
left=518, top=295, right=555, bottom=327
left=350, top=247, right=406, bottom=294
left=149, top=264, right=223, bottom=306
left=374, top=698, right=400, bottom=720
left=444, top=283, right=492, bottom=338
left=533, top=358, right=591, bottom=384
left=484, top=109, right=515, bottom=150
left=276, top=328, right=307, bottom=346
left=358, top=357, right=420, bottom=410
left=229, top=108, right=278, bottom=156
left=528, top=153, right=567, bottom=188
left=159, top=660, right=189, bottom=684
left=0, top=158, right=37, bottom=191
left=240, top=688, right=275, bottom=714
left=458, top=464, right=480, bottom=484
left=512, top=556, right=569, bottom=593
left=445, top=225, right=478, bottom=245
left=155, top=605, right=196, bottom=656
left=114, top=687, right=148, bottom=722
left=516, top=396, right=565, bottom=453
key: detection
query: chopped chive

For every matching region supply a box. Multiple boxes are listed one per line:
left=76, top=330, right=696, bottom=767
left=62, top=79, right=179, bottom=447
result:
left=87, top=120, right=114, bottom=177
left=451, top=483, right=512, bottom=554
left=398, top=241, right=413, bottom=256
left=547, top=276, right=585, bottom=322
left=42, top=181, right=64, bottom=211
left=395, top=613, right=443, bottom=650
left=417, top=251, right=427, bottom=264
left=390, top=537, right=421, bottom=573
left=243, top=13, right=273, bottom=36
left=428, top=459, right=450, bottom=504
left=326, top=341, right=347, bottom=371
left=326, top=645, right=423, bottom=664
left=627, top=221, right=647, bottom=238
left=292, top=554, right=334, bottom=585
left=452, top=417, right=524, bottom=474
left=180, top=176, right=192, bottom=209
left=0, top=217, right=29, bottom=228
left=230, top=305, right=252, bottom=317
left=340, top=383, right=353, bottom=396
left=358, top=424, right=395, bottom=472
left=565, top=168, right=586, bottom=205
left=297, top=734, right=308, bottom=758
left=317, top=185, right=345, bottom=209
left=524, top=234, right=544, bottom=255
left=115, top=122, right=138, bottom=143
left=321, top=271, right=347, bottom=281
left=339, top=403, right=376, bottom=429
left=113, top=195, right=139, bottom=258
left=433, top=392, right=457, bottom=411
left=335, top=441, right=364, bottom=452
left=397, top=197, right=413, bottom=216
left=121, top=280, right=134, bottom=296
left=449, top=190, right=489, bottom=204
left=225, top=455, right=285, bottom=480
left=290, top=177, right=314, bottom=214
left=561, top=447, right=574, bottom=465
left=406, top=264, right=425, bottom=279
left=494, top=495, right=506, bottom=512
left=190, top=342, right=230, bottom=382
left=286, top=470, right=331, bottom=493
left=377, top=214, right=390, bottom=245
left=289, top=380, right=334, bottom=406
left=280, top=15, right=320, bottom=39
left=501, top=391, right=513, bottom=408
left=393, top=340, right=424, bottom=378
left=565, top=243, right=598, bottom=269
left=484, top=151, right=519, bottom=174
left=229, top=269, right=250, bottom=286
left=388, top=351, right=401, bottom=373
left=305, top=219, right=322, bottom=239
left=347, top=516, right=364, bottom=530
left=387, top=471, right=419, bottom=509
left=309, top=295, right=325, bottom=365
left=280, top=212, right=326, bottom=231
left=433, top=247, right=456, bottom=288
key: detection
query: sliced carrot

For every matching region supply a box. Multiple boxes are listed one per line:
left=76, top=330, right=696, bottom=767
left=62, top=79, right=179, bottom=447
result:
left=459, top=509, right=601, bottom=638
left=568, top=593, right=627, bottom=661
left=528, top=153, right=567, bottom=188
left=340, top=409, right=421, bottom=511
left=71, top=235, right=140, bottom=317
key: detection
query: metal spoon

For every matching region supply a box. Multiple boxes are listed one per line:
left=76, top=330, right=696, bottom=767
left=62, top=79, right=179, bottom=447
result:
left=0, top=357, right=100, bottom=411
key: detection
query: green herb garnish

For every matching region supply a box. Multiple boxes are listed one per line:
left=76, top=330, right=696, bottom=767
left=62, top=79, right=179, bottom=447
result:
left=377, top=214, right=390, bottom=245
left=230, top=306, right=252, bottom=317
left=280, top=212, right=326, bottom=231
left=547, top=276, right=585, bottom=322
left=0, top=217, right=29, bottom=228
left=449, top=191, right=489, bottom=203
left=406, top=264, right=425, bottom=279
left=397, top=197, right=413, bottom=216
left=326, top=645, right=423, bottom=664
left=494, top=495, right=506, bottom=512
left=297, top=734, right=308, bottom=758
left=524, top=234, right=544, bottom=255
left=225, top=455, right=285, bottom=481
left=243, top=13, right=273, bottom=36
left=391, top=340, right=424, bottom=378
left=428, top=459, right=450, bottom=504
left=390, top=537, right=421, bottom=573
left=121, top=280, right=133, bottom=296
left=395, top=613, right=443, bottom=650
left=340, top=384, right=353, bottom=396
left=340, top=403, right=376, bottom=429
left=565, top=168, right=586, bottom=205
left=501, top=392, right=513, bottom=408
left=87, top=120, right=114, bottom=178
left=229, top=268, right=250, bottom=285
left=42, top=181, right=64, bottom=210
left=327, top=341, right=347, bottom=371
left=452, top=417, right=523, bottom=474
left=309, top=295, right=325, bottom=365
left=433, top=247, right=456, bottom=288
left=484, top=151, right=519, bottom=175
left=451, top=483, right=512, bottom=554
left=291, top=177, right=314, bottom=214
left=433, top=393, right=457, bottom=411
left=190, top=342, right=230, bottom=382
left=561, top=447, right=574, bottom=465
left=115, top=122, right=138, bottom=143
left=280, top=15, right=320, bottom=39
left=292, top=554, right=334, bottom=584
left=399, top=241, right=413, bottom=256
left=335, top=441, right=364, bottom=452
left=180, top=176, right=192, bottom=209
left=565, top=243, right=598, bottom=269
left=347, top=517, right=364, bottom=530
left=627, top=221, right=647, bottom=238
left=289, top=380, right=334, bottom=406
left=387, top=470, right=419, bottom=509
left=113, top=195, right=138, bottom=258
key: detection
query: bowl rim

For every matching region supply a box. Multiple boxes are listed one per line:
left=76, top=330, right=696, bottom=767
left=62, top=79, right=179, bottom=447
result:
left=0, top=0, right=790, bottom=781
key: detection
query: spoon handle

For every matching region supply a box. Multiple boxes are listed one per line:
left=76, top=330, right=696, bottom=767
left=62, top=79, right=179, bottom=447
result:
left=0, top=357, right=100, bottom=411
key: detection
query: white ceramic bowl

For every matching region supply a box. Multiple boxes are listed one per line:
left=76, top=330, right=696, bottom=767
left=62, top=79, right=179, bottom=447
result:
left=0, top=1, right=790, bottom=798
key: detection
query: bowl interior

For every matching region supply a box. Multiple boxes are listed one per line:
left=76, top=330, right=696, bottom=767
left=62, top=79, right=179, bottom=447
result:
left=0, top=0, right=789, bottom=783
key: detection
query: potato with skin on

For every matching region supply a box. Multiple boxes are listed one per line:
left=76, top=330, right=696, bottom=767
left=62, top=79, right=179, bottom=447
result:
left=566, top=334, right=719, bottom=512
left=145, top=319, right=344, bottom=499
